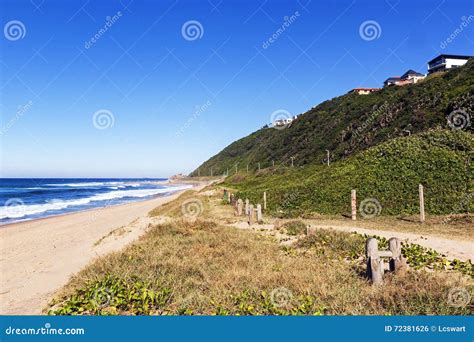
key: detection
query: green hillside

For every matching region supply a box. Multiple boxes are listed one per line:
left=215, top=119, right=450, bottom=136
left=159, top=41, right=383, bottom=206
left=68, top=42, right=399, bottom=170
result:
left=223, top=129, right=473, bottom=216
left=192, top=60, right=473, bottom=176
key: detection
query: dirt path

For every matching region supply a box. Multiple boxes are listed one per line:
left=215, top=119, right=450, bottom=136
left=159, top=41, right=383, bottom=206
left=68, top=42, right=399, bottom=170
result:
left=304, top=221, right=473, bottom=261
left=0, top=181, right=210, bottom=315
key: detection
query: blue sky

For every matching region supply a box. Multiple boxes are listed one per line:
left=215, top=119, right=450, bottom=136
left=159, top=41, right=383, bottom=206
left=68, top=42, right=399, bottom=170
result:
left=1, top=0, right=473, bottom=177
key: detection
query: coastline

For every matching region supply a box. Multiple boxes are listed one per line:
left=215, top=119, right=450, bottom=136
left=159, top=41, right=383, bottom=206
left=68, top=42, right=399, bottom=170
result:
left=0, top=180, right=211, bottom=315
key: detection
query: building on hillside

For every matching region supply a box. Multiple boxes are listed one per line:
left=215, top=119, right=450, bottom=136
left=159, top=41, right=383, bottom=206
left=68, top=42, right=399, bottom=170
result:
left=272, top=118, right=293, bottom=127
left=271, top=115, right=300, bottom=127
left=427, top=54, right=472, bottom=74
left=348, top=88, right=380, bottom=95
left=383, top=76, right=401, bottom=87
left=400, top=69, right=425, bottom=83
left=383, top=69, right=425, bottom=87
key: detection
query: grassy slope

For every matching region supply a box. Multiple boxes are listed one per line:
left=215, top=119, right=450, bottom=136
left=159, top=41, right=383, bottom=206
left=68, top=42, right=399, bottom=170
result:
left=224, top=129, right=473, bottom=216
left=192, top=60, right=473, bottom=176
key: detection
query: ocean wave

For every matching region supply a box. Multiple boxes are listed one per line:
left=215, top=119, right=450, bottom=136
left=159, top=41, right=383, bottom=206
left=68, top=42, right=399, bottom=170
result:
left=0, top=184, right=192, bottom=220
left=45, top=181, right=126, bottom=187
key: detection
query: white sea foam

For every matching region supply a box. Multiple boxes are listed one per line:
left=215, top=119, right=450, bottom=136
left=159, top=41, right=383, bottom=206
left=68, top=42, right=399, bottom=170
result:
left=0, top=184, right=192, bottom=220
left=45, top=181, right=134, bottom=187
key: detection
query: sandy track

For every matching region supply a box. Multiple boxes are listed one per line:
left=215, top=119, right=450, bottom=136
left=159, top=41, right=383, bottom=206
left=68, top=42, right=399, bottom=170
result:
left=0, top=181, right=209, bottom=315
left=306, top=223, right=473, bottom=261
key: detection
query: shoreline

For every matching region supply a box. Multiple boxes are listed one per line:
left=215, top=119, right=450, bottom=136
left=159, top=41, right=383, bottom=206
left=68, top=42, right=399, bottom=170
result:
left=0, top=186, right=190, bottom=228
left=0, top=180, right=192, bottom=227
left=0, top=179, right=211, bottom=315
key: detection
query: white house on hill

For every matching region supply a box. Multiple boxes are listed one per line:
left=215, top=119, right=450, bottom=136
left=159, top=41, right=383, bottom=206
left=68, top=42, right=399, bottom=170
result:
left=428, top=54, right=472, bottom=74
left=383, top=69, right=425, bottom=87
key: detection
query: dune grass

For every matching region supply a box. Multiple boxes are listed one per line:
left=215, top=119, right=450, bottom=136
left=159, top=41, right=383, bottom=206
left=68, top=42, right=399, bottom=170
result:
left=48, top=214, right=471, bottom=315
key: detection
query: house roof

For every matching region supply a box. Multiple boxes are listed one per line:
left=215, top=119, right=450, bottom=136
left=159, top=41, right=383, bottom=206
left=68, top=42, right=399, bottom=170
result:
left=401, top=69, right=424, bottom=78
left=352, top=88, right=380, bottom=91
left=384, top=77, right=401, bottom=82
left=428, top=54, right=472, bottom=64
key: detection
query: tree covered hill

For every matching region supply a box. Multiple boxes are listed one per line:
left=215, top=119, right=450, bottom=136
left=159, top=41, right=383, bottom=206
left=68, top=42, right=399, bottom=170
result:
left=191, top=59, right=473, bottom=176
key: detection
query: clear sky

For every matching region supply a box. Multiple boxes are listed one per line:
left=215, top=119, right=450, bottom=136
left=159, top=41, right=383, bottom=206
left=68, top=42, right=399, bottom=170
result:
left=1, top=0, right=473, bottom=178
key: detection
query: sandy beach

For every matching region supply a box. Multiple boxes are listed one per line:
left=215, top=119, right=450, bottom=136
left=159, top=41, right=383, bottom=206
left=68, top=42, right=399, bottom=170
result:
left=0, top=180, right=210, bottom=315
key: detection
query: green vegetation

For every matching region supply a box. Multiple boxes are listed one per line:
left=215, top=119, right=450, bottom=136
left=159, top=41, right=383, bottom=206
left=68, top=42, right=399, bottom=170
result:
left=280, top=220, right=307, bottom=236
left=48, top=217, right=471, bottom=316
left=49, top=276, right=171, bottom=315
left=191, top=60, right=473, bottom=176
left=224, top=129, right=473, bottom=216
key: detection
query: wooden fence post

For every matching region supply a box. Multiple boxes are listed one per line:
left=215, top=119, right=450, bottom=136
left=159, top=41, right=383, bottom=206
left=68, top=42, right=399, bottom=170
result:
left=245, top=199, right=249, bottom=215
left=388, top=237, right=405, bottom=273
left=248, top=204, right=254, bottom=225
left=263, top=192, right=267, bottom=211
left=256, top=204, right=262, bottom=223
left=419, top=184, right=425, bottom=223
left=366, top=238, right=383, bottom=285
left=237, top=199, right=243, bottom=216
left=272, top=160, right=275, bottom=167
left=247, top=164, right=249, bottom=172
left=258, top=162, right=261, bottom=171
left=351, top=189, right=357, bottom=221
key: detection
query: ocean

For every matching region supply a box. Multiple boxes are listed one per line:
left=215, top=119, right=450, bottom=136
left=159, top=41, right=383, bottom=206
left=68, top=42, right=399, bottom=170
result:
left=0, top=178, right=192, bottom=225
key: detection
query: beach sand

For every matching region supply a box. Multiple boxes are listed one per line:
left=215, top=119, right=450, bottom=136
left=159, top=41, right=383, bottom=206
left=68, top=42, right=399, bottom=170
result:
left=0, top=180, right=210, bottom=315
